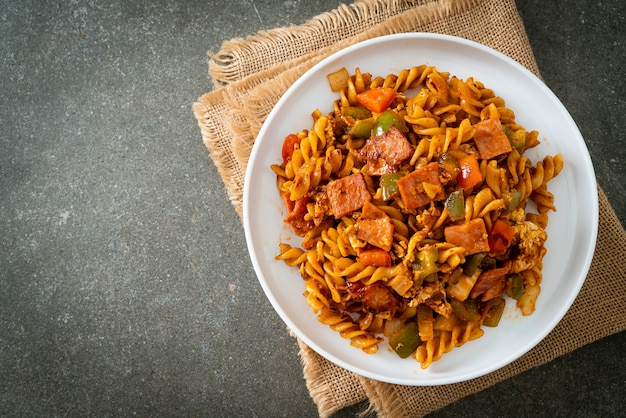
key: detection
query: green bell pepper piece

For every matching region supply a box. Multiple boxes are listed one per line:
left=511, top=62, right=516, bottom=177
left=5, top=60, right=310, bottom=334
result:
left=445, top=190, right=465, bottom=221
left=503, top=125, right=525, bottom=153
left=341, top=106, right=372, bottom=120
left=438, top=153, right=460, bottom=183
left=450, top=298, right=481, bottom=322
left=462, top=252, right=486, bottom=276
left=413, top=246, right=439, bottom=280
left=506, top=274, right=524, bottom=300
left=482, top=297, right=505, bottom=327
left=372, top=110, right=408, bottom=136
left=380, top=172, right=404, bottom=200
left=505, top=190, right=523, bottom=212
left=347, top=117, right=375, bottom=139
left=478, top=255, right=497, bottom=271
left=389, top=322, right=421, bottom=358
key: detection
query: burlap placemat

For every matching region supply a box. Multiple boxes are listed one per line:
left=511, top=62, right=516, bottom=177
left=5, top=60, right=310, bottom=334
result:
left=193, top=0, right=626, bottom=416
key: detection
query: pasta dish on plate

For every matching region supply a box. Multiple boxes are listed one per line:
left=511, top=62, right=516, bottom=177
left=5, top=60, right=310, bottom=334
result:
left=271, top=65, right=562, bottom=368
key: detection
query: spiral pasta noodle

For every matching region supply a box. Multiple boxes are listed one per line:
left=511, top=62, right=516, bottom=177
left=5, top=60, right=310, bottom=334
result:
left=317, top=308, right=382, bottom=353
left=272, top=65, right=563, bottom=368
left=416, top=320, right=484, bottom=369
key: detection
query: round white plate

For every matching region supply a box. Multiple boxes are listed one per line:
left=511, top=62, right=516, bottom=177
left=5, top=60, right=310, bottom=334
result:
left=243, top=33, right=598, bottom=385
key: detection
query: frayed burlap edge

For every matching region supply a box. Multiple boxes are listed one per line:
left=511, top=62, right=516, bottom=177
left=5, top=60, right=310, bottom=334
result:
left=208, top=0, right=470, bottom=88
left=192, top=90, right=247, bottom=218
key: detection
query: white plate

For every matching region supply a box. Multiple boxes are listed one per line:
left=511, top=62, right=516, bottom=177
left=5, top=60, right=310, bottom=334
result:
left=243, top=33, right=598, bottom=385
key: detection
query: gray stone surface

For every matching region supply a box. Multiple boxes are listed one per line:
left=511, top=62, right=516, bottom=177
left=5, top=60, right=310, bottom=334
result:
left=0, top=0, right=624, bottom=417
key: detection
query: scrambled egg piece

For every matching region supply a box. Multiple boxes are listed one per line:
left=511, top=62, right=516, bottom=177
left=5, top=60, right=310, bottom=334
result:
left=511, top=220, right=547, bottom=273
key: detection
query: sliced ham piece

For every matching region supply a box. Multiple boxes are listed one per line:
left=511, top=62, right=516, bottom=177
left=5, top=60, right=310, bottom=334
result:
left=359, top=282, right=399, bottom=313
left=444, top=218, right=490, bottom=255
left=326, top=172, right=372, bottom=218
left=470, top=261, right=512, bottom=300
left=396, top=162, right=445, bottom=209
left=358, top=126, right=414, bottom=176
left=282, top=194, right=313, bottom=235
left=472, top=118, right=512, bottom=160
left=356, top=200, right=394, bottom=251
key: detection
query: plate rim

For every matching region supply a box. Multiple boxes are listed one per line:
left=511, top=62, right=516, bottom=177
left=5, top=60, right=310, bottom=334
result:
left=243, top=32, right=599, bottom=385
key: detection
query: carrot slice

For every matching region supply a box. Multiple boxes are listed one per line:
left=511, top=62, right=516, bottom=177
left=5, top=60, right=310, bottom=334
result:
left=355, top=87, right=397, bottom=113
left=457, top=154, right=482, bottom=190
left=359, top=248, right=392, bottom=267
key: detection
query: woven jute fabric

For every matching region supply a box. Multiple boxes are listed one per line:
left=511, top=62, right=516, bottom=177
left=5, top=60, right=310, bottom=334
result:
left=192, top=0, right=626, bottom=416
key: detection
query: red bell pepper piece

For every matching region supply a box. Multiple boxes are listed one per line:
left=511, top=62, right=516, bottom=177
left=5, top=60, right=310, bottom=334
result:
left=282, top=193, right=308, bottom=221
left=488, top=219, right=515, bottom=253
left=281, top=133, right=300, bottom=163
